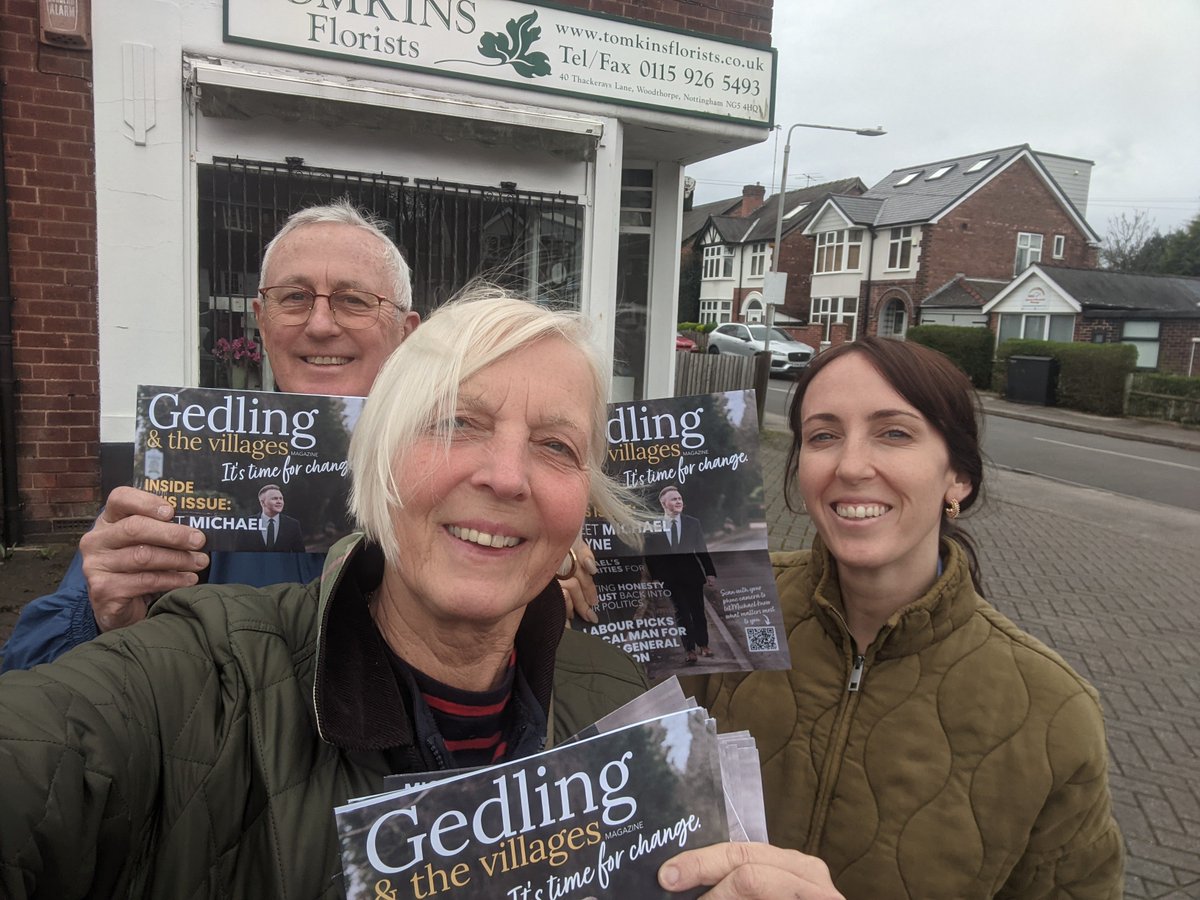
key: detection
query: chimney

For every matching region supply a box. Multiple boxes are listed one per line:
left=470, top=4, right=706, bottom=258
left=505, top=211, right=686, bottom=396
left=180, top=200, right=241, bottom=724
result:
left=738, top=183, right=766, bottom=217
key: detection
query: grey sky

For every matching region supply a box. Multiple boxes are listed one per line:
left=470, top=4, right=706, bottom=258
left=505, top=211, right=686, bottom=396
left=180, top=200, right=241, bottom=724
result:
left=686, top=0, right=1200, bottom=241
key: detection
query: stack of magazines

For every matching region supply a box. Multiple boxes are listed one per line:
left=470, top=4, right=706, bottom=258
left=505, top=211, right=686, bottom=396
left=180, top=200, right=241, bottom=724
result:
left=333, top=678, right=767, bottom=900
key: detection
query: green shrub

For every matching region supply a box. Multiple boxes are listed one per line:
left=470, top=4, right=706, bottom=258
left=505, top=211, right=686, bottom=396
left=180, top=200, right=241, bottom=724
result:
left=906, top=325, right=994, bottom=389
left=1127, top=372, right=1200, bottom=425
left=992, top=340, right=1137, bottom=416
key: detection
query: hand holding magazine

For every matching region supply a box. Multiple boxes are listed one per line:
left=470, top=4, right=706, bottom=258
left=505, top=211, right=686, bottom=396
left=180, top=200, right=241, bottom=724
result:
left=335, top=680, right=767, bottom=900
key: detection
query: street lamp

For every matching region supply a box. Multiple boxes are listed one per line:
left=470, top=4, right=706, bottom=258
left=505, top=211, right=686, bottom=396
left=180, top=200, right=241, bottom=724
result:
left=763, top=122, right=886, bottom=365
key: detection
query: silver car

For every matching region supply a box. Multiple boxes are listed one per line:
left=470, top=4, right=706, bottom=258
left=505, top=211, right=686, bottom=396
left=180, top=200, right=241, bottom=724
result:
left=706, top=323, right=815, bottom=376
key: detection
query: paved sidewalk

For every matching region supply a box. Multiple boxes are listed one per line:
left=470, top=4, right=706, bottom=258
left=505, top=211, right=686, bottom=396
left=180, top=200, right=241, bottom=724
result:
left=758, top=408, right=1200, bottom=898
left=765, top=390, right=1200, bottom=452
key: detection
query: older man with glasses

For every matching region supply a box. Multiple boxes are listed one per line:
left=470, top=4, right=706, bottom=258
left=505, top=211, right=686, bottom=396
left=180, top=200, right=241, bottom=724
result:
left=3, top=200, right=599, bottom=671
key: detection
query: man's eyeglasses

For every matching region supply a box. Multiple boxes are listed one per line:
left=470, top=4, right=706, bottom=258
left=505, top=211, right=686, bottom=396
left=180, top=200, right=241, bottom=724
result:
left=257, top=286, right=395, bottom=330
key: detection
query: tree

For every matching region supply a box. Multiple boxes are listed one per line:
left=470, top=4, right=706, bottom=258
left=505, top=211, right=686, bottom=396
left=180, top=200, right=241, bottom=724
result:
left=1100, top=210, right=1157, bottom=271
left=1102, top=211, right=1200, bottom=277
left=1156, top=214, right=1200, bottom=276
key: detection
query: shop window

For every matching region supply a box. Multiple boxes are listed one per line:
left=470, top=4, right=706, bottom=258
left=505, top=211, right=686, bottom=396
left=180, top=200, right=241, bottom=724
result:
left=1122, top=320, right=1160, bottom=369
left=198, top=159, right=583, bottom=390
left=614, top=168, right=654, bottom=399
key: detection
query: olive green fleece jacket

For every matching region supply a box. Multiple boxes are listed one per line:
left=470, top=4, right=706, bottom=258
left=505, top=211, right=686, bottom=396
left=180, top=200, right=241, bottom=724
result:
left=0, top=534, right=647, bottom=899
left=686, top=538, right=1123, bottom=899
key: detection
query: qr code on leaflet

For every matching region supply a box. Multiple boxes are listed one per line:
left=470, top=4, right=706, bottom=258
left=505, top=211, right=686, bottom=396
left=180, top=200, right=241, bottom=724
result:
left=746, top=626, right=779, bottom=653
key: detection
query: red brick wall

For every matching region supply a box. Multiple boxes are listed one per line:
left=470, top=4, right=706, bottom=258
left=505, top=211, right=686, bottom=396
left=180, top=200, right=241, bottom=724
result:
left=556, top=0, right=773, bottom=45
left=1079, top=316, right=1200, bottom=376
left=919, top=157, right=1098, bottom=297
left=1158, top=321, right=1200, bottom=375
left=774, top=231, right=815, bottom=322
left=2, top=1, right=99, bottom=535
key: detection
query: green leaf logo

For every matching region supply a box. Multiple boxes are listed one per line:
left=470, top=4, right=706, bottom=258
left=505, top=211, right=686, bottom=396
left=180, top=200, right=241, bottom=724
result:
left=477, top=11, right=552, bottom=79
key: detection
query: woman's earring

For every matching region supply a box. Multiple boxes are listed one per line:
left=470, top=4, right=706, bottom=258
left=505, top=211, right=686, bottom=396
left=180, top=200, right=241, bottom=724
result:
left=555, top=548, right=579, bottom=581
left=944, top=497, right=961, bottom=520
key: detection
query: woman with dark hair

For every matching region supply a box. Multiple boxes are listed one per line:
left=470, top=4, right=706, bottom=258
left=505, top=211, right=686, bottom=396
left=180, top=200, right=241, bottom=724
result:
left=664, top=338, right=1122, bottom=899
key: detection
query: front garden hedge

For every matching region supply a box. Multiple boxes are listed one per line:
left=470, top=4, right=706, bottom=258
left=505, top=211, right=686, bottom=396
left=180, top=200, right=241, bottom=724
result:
left=992, top=340, right=1137, bottom=416
left=906, top=325, right=994, bottom=389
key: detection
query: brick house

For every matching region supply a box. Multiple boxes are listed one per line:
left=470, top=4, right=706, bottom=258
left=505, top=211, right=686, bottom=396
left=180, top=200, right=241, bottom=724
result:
left=1, top=0, right=777, bottom=541
left=677, top=183, right=762, bottom=323
left=802, top=145, right=1100, bottom=344
left=981, top=265, right=1200, bottom=375
left=688, top=178, right=866, bottom=328
left=0, top=3, right=97, bottom=543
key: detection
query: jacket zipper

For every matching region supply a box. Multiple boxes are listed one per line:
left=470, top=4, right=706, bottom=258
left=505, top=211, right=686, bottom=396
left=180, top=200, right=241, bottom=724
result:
left=805, top=607, right=865, bottom=852
left=847, top=653, right=866, bottom=692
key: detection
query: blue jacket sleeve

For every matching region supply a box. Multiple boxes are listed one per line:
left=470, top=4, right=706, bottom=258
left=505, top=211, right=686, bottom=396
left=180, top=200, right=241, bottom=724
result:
left=2, top=549, right=325, bottom=673
left=1, top=551, right=99, bottom=673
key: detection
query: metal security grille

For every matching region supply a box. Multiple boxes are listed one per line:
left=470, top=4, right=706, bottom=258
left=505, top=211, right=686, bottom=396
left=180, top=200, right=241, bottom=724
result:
left=197, top=158, right=583, bottom=389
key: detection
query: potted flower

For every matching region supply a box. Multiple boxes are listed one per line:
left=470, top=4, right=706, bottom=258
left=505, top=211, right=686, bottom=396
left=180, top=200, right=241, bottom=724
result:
left=213, top=336, right=262, bottom=389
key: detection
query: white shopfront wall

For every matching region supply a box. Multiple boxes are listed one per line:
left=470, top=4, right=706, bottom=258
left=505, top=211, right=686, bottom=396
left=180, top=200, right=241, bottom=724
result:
left=92, top=0, right=774, bottom=468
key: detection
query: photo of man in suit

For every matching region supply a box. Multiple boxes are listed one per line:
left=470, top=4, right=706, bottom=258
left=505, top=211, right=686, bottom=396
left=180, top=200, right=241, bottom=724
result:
left=240, top=484, right=306, bottom=552
left=643, top=484, right=717, bottom=665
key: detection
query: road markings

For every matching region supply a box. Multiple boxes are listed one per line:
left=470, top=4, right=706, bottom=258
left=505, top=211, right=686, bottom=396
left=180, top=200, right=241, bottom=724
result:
left=1033, top=437, right=1200, bottom=472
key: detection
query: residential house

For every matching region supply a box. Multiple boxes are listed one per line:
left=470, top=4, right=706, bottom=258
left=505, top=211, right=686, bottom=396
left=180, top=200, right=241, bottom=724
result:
left=802, top=145, right=1100, bottom=343
left=919, top=275, right=1007, bottom=327
left=982, top=265, right=1200, bottom=374
left=678, top=184, right=765, bottom=323
left=691, top=178, right=867, bottom=326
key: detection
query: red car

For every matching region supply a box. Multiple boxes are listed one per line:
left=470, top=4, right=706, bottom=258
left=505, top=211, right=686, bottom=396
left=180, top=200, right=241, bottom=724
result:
left=675, top=332, right=697, bottom=351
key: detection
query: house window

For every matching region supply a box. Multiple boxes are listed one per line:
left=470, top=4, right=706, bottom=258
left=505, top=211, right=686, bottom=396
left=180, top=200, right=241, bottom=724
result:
left=997, top=312, right=1075, bottom=343
left=699, top=299, right=733, bottom=325
left=895, top=172, right=920, bottom=186
left=814, top=229, right=863, bottom=273
left=926, top=165, right=954, bottom=180
left=1122, top=320, right=1160, bottom=368
left=702, top=244, right=734, bottom=279
left=810, top=296, right=859, bottom=341
left=1053, top=235, right=1066, bottom=259
left=965, top=156, right=995, bottom=173
left=749, top=242, right=768, bottom=277
left=1014, top=232, right=1043, bottom=274
left=887, top=227, right=913, bottom=270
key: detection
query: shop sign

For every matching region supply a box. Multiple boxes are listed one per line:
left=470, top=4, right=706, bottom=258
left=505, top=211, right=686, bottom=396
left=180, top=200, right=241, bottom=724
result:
left=1020, top=287, right=1047, bottom=311
left=225, top=0, right=775, bottom=126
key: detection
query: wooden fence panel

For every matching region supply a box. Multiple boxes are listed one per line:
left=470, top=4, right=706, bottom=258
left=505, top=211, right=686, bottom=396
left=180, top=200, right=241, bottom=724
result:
left=673, top=351, right=756, bottom=396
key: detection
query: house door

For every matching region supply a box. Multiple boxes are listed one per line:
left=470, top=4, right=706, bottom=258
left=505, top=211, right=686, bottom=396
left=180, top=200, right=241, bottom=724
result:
left=880, top=298, right=908, bottom=338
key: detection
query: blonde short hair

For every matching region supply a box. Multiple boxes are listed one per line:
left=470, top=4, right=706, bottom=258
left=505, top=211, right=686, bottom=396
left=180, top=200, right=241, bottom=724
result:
left=348, top=284, right=641, bottom=567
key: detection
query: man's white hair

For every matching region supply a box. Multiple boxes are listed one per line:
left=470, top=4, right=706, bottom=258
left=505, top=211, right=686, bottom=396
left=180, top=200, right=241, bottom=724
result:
left=259, top=198, right=412, bottom=314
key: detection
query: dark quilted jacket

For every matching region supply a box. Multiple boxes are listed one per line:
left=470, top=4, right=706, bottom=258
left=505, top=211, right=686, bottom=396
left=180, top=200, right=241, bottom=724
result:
left=687, top=538, right=1123, bottom=899
left=0, top=534, right=647, bottom=898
